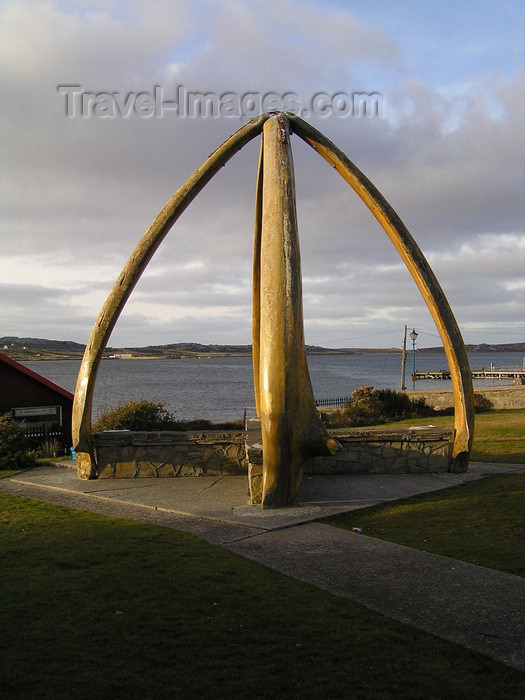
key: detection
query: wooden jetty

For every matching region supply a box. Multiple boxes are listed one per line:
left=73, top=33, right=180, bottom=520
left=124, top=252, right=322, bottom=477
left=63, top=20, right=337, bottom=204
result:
left=414, top=367, right=525, bottom=382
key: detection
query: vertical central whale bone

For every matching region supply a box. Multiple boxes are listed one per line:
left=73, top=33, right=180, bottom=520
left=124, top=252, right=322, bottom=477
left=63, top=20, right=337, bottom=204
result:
left=252, top=113, right=340, bottom=508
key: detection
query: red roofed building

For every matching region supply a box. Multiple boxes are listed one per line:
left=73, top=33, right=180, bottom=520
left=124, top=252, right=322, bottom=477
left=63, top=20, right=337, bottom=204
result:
left=0, top=352, right=74, bottom=450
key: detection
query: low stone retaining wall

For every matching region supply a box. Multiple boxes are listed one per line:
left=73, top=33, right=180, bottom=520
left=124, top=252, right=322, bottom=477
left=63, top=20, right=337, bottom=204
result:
left=245, top=419, right=452, bottom=501
left=407, top=384, right=525, bottom=411
left=306, top=427, right=452, bottom=475
left=93, top=421, right=453, bottom=485
left=93, top=430, right=247, bottom=478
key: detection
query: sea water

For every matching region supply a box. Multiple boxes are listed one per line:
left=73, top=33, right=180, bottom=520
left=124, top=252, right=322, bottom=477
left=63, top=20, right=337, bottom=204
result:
left=22, top=352, right=523, bottom=423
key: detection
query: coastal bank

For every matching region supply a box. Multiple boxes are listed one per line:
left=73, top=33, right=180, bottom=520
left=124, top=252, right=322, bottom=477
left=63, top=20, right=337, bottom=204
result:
left=406, top=384, right=525, bottom=411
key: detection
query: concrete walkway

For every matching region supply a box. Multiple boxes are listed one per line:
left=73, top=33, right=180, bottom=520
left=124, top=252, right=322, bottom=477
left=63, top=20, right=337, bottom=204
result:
left=1, top=462, right=524, bottom=671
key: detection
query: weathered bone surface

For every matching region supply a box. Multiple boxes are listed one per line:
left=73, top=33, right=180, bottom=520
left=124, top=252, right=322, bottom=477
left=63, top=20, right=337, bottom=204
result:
left=72, top=111, right=473, bottom=502
left=72, top=114, right=269, bottom=479
left=252, top=114, right=340, bottom=507
left=289, top=115, right=474, bottom=471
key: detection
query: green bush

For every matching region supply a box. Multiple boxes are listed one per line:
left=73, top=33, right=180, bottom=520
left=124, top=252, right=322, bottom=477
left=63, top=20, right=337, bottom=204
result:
left=35, top=439, right=62, bottom=458
left=177, top=418, right=245, bottom=431
left=93, top=400, right=179, bottom=432
left=331, top=387, right=435, bottom=428
left=324, top=387, right=496, bottom=429
left=341, top=386, right=385, bottom=426
left=474, top=393, right=494, bottom=413
left=0, top=413, right=36, bottom=470
left=93, top=400, right=245, bottom=433
left=373, top=388, right=433, bottom=421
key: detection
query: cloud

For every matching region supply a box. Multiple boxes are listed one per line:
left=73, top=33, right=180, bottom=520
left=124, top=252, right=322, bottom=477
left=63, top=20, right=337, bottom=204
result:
left=0, top=0, right=523, bottom=348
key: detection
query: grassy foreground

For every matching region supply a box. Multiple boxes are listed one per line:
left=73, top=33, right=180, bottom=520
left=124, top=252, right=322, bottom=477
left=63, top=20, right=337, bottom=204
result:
left=363, top=408, right=525, bottom=463
left=1, top=493, right=523, bottom=699
left=325, top=474, right=525, bottom=576
left=325, top=409, right=525, bottom=575
left=469, top=408, right=525, bottom=462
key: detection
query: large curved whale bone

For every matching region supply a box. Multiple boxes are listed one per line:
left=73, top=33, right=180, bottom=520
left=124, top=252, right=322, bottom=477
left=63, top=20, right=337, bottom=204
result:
left=289, top=114, right=475, bottom=471
left=253, top=114, right=340, bottom=507
left=73, top=110, right=473, bottom=490
left=72, top=114, right=270, bottom=478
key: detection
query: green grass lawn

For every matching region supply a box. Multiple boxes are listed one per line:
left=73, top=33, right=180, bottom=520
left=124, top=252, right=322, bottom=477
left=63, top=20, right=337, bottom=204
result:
left=1, top=492, right=523, bottom=699
left=324, top=409, right=525, bottom=575
left=1, top=407, right=524, bottom=696
left=325, top=474, right=525, bottom=576
left=363, top=408, right=525, bottom=463
left=470, top=408, right=525, bottom=462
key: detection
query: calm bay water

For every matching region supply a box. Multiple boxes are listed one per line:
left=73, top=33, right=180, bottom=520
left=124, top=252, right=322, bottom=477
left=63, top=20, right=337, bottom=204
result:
left=23, top=352, right=524, bottom=423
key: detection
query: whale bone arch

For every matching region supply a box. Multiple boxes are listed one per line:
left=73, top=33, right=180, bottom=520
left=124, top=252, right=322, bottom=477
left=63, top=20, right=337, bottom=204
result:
left=72, top=112, right=474, bottom=483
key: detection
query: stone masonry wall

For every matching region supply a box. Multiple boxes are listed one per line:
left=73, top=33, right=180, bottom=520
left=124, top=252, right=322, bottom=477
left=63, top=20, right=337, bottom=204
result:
left=94, top=421, right=452, bottom=485
left=407, top=384, right=525, bottom=411
left=93, top=430, right=247, bottom=478
left=305, top=427, right=452, bottom=475
left=245, top=419, right=452, bottom=503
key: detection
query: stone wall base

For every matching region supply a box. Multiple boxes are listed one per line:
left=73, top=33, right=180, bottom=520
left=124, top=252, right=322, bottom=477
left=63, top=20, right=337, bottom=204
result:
left=306, top=427, right=451, bottom=475
left=91, top=421, right=452, bottom=500
left=407, top=384, right=525, bottom=411
left=245, top=419, right=452, bottom=503
left=93, top=430, right=247, bottom=478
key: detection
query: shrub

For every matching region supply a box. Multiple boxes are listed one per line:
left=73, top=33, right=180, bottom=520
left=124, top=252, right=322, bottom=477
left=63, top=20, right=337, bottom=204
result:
left=180, top=419, right=245, bottom=431
left=35, top=439, right=62, bottom=458
left=474, top=393, right=494, bottom=413
left=334, top=387, right=435, bottom=428
left=93, top=400, right=245, bottom=433
left=93, top=400, right=178, bottom=432
left=0, top=413, right=36, bottom=470
left=341, top=386, right=385, bottom=426
left=324, top=387, right=495, bottom=428
left=373, top=388, right=434, bottom=421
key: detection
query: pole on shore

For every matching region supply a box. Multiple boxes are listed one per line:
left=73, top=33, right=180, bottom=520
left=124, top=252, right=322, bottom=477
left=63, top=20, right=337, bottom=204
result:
left=401, top=324, right=407, bottom=390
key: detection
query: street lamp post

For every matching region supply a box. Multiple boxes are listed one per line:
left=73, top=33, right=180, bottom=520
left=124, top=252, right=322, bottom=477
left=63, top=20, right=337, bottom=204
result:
left=410, top=329, right=418, bottom=390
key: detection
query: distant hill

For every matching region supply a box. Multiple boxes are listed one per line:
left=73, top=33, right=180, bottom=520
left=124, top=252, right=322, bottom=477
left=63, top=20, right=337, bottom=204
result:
left=130, top=342, right=252, bottom=356
left=420, top=343, right=525, bottom=354
left=128, top=342, right=356, bottom=356
left=1, top=336, right=361, bottom=360
left=1, top=336, right=88, bottom=359
left=1, top=336, right=86, bottom=352
left=2, top=336, right=524, bottom=361
left=466, top=343, right=525, bottom=353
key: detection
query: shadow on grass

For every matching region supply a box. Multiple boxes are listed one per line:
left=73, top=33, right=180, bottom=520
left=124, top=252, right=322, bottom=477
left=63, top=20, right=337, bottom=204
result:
left=471, top=449, right=525, bottom=464
left=324, top=474, right=525, bottom=576
left=1, top=492, right=523, bottom=699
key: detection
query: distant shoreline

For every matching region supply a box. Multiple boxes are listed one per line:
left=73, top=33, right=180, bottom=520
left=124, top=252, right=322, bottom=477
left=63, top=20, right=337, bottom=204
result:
left=2, top=336, right=524, bottom=362
left=4, top=348, right=402, bottom=362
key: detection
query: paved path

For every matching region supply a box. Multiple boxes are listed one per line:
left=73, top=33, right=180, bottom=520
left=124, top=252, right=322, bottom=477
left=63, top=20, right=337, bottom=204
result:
left=226, top=523, right=525, bottom=671
left=1, top=462, right=524, bottom=671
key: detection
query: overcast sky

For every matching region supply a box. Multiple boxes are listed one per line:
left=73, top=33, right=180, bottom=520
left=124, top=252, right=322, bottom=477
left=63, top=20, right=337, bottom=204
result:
left=1, top=0, right=524, bottom=349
